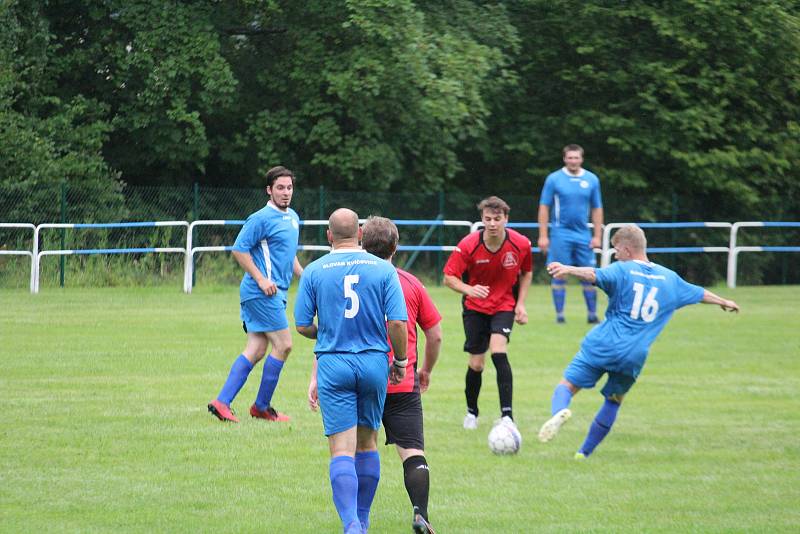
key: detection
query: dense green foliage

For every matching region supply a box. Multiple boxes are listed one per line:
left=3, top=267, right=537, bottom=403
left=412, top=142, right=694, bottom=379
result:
left=2, top=285, right=798, bottom=531
left=1, top=0, right=799, bottom=220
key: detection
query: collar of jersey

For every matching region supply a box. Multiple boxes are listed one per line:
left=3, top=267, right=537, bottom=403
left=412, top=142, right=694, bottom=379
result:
left=633, top=259, right=655, bottom=267
left=561, top=167, right=585, bottom=177
left=267, top=201, right=289, bottom=213
left=330, top=247, right=365, bottom=254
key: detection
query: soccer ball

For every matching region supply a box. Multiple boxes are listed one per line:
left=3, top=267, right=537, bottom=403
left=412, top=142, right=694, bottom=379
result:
left=488, top=420, right=522, bottom=455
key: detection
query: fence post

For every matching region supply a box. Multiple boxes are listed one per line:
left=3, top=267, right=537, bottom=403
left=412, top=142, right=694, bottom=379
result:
left=436, top=191, right=445, bottom=285
left=192, top=183, right=199, bottom=287
left=193, top=182, right=200, bottom=222
left=60, top=182, right=66, bottom=288
left=318, top=185, right=325, bottom=245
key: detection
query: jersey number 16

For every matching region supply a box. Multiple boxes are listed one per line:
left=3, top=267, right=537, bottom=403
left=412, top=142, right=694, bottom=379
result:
left=630, top=282, right=659, bottom=322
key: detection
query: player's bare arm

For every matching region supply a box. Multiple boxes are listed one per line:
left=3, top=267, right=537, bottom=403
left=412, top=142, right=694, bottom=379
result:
left=537, top=204, right=550, bottom=255
left=590, top=207, right=604, bottom=249
left=547, top=262, right=597, bottom=284
left=232, top=250, right=277, bottom=296
left=293, top=257, right=304, bottom=278
left=308, top=358, right=319, bottom=411
left=701, top=290, right=740, bottom=312
left=514, top=270, right=533, bottom=325
left=296, top=323, right=318, bottom=339
left=387, top=319, right=408, bottom=385
left=419, top=323, right=442, bottom=393
left=443, top=274, right=490, bottom=299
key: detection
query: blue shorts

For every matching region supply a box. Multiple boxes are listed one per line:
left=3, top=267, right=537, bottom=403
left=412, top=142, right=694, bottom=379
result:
left=317, top=351, right=389, bottom=436
left=240, top=292, right=288, bottom=333
left=564, top=350, right=636, bottom=398
left=547, top=234, right=596, bottom=268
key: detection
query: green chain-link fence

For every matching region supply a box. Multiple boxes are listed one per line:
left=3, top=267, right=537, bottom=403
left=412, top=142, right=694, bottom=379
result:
left=1, top=183, right=798, bottom=288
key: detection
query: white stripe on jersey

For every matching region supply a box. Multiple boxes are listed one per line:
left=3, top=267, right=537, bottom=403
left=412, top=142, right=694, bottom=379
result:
left=260, top=239, right=273, bottom=281
left=554, top=195, right=561, bottom=227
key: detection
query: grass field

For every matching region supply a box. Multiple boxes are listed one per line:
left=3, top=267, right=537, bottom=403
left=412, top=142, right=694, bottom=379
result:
left=1, top=283, right=799, bottom=533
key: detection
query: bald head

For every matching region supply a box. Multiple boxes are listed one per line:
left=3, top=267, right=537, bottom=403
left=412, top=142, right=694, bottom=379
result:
left=328, top=208, right=360, bottom=242
left=611, top=224, right=647, bottom=252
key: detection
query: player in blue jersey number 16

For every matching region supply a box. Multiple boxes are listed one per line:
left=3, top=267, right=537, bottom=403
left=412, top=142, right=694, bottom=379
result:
left=537, top=225, right=739, bottom=459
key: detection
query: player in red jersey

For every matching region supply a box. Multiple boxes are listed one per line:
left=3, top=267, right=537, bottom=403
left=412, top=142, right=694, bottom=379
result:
left=361, top=216, right=442, bottom=534
left=443, top=196, right=532, bottom=430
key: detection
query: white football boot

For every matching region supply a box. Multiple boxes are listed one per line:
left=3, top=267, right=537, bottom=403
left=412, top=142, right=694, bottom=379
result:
left=463, top=412, right=478, bottom=430
left=537, top=408, right=572, bottom=443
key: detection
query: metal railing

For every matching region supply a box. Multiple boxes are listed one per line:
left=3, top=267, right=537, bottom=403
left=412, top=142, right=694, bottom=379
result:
left=5, top=219, right=797, bottom=292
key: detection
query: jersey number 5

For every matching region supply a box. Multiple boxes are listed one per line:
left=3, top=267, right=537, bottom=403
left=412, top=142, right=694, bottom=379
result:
left=344, top=274, right=360, bottom=318
left=630, top=282, right=659, bottom=322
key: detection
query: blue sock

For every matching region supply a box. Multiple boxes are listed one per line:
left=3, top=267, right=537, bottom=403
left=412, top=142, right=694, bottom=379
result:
left=330, top=456, right=359, bottom=529
left=551, top=279, right=566, bottom=316
left=217, top=354, right=253, bottom=405
left=355, top=450, right=380, bottom=530
left=254, top=355, right=284, bottom=410
left=551, top=383, right=573, bottom=415
left=579, top=399, right=620, bottom=456
left=582, top=281, right=597, bottom=316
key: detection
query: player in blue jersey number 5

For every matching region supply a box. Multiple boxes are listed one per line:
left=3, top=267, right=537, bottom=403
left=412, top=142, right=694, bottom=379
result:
left=537, top=225, right=739, bottom=459
left=295, top=208, right=408, bottom=534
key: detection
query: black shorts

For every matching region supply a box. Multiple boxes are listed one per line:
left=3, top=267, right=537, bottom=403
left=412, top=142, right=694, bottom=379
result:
left=382, top=392, right=424, bottom=450
left=462, top=309, right=515, bottom=354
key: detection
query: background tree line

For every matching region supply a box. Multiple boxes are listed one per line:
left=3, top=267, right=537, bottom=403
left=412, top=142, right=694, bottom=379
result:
left=2, top=0, right=799, bottom=223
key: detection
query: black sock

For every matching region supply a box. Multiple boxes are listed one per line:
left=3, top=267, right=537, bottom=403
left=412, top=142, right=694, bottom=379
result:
left=403, top=455, right=430, bottom=520
left=492, top=353, right=513, bottom=419
left=465, top=367, right=482, bottom=416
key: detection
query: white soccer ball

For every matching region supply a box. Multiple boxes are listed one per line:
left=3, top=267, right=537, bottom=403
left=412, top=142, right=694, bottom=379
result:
left=488, top=420, right=522, bottom=455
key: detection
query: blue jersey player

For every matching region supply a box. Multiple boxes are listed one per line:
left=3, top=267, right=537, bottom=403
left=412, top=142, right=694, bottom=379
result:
left=537, top=225, right=739, bottom=458
left=207, top=166, right=304, bottom=424
left=538, top=144, right=604, bottom=323
left=295, top=208, right=408, bottom=534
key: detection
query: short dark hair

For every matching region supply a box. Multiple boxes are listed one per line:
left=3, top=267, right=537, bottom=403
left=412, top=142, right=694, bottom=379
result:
left=361, top=216, right=399, bottom=260
left=562, top=144, right=584, bottom=156
left=477, top=196, right=510, bottom=216
left=265, top=166, right=295, bottom=189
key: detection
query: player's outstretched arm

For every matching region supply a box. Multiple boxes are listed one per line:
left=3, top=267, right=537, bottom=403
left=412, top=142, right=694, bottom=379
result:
left=546, top=262, right=597, bottom=284
left=419, top=323, right=442, bottom=393
left=701, top=289, right=740, bottom=312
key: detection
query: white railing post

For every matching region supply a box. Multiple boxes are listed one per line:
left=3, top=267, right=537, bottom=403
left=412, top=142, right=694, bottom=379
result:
left=727, top=222, right=741, bottom=288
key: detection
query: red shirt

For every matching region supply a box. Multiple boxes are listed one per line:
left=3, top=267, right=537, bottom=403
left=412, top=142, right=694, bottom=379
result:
left=387, top=268, right=442, bottom=394
left=443, top=229, right=532, bottom=315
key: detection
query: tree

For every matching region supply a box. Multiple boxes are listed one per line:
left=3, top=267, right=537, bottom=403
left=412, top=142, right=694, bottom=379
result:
left=472, top=0, right=800, bottom=221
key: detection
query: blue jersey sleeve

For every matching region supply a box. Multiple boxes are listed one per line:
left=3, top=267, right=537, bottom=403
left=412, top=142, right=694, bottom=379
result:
left=232, top=216, right=263, bottom=252
left=539, top=175, right=555, bottom=207
left=594, top=262, right=623, bottom=295
left=293, top=269, right=317, bottom=327
left=384, top=269, right=408, bottom=322
left=673, top=276, right=705, bottom=309
left=590, top=177, right=603, bottom=209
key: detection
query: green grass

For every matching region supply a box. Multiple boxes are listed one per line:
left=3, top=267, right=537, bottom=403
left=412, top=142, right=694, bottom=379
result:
left=1, top=284, right=798, bottom=533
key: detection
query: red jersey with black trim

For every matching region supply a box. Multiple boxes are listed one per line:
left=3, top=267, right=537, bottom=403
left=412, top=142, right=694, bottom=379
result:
left=443, top=229, right=533, bottom=315
left=387, top=268, right=442, bottom=394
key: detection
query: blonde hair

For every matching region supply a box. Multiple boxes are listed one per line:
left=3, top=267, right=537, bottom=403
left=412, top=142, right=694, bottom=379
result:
left=611, top=225, right=647, bottom=252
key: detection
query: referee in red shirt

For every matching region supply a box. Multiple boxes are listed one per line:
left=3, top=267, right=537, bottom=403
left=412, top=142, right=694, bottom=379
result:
left=444, top=196, right=533, bottom=430
left=360, top=216, right=443, bottom=534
